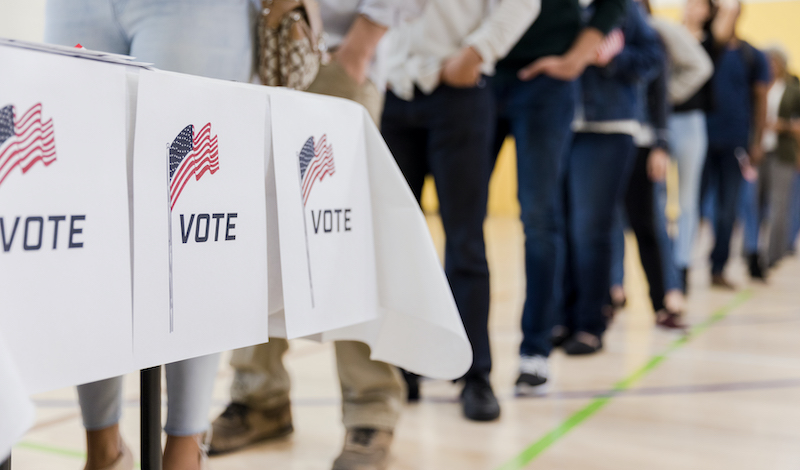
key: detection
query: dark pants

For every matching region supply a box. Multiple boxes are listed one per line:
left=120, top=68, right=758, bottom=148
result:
left=563, top=133, right=636, bottom=338
left=381, top=84, right=494, bottom=380
left=492, top=74, right=577, bottom=358
left=702, top=145, right=744, bottom=274
left=624, top=147, right=666, bottom=312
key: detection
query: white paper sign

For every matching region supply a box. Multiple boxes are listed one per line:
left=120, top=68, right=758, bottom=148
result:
left=0, top=45, right=135, bottom=393
left=269, top=89, right=378, bottom=338
left=133, top=70, right=270, bottom=368
left=320, top=114, right=473, bottom=379
left=0, top=332, right=35, bottom=461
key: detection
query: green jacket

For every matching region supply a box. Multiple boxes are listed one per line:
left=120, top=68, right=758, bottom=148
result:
left=776, top=74, right=800, bottom=164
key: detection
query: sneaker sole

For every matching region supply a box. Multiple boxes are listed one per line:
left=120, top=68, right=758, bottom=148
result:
left=208, top=424, right=294, bottom=456
left=515, top=382, right=549, bottom=397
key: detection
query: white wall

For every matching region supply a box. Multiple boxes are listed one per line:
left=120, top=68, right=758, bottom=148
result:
left=0, top=0, right=46, bottom=42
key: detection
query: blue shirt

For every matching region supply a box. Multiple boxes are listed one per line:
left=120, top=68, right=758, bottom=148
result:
left=706, top=42, right=771, bottom=148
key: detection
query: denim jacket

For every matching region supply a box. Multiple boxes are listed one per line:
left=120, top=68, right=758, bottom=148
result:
left=578, top=0, right=663, bottom=122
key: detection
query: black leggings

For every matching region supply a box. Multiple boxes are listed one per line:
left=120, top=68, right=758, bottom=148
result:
left=624, top=147, right=666, bottom=312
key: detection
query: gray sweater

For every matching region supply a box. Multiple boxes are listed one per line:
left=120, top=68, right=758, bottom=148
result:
left=649, top=17, right=714, bottom=106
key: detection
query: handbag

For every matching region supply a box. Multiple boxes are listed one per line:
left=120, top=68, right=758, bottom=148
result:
left=257, top=0, right=327, bottom=91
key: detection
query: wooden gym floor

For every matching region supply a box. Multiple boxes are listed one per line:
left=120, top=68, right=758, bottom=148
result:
left=11, top=215, right=800, bottom=469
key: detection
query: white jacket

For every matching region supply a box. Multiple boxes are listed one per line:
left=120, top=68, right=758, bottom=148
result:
left=382, top=0, right=541, bottom=100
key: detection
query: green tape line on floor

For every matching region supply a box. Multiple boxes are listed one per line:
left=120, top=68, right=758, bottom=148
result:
left=496, top=290, right=752, bottom=470
left=17, top=438, right=142, bottom=468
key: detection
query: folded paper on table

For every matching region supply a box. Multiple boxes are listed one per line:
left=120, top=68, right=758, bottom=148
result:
left=132, top=70, right=271, bottom=369
left=0, top=45, right=135, bottom=394
left=0, top=333, right=35, bottom=461
left=269, top=91, right=471, bottom=380
left=269, top=88, right=380, bottom=338
left=321, top=110, right=472, bottom=380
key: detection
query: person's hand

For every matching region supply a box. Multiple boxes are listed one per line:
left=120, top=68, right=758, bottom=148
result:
left=441, top=46, right=483, bottom=88
left=647, top=147, right=670, bottom=182
left=333, top=47, right=370, bottom=85
left=749, top=143, right=765, bottom=166
left=518, top=55, right=584, bottom=81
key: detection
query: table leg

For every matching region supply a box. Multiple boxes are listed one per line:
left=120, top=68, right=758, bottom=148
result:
left=140, top=367, right=162, bottom=470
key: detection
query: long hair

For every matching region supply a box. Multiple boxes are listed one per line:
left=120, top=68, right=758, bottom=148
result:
left=703, top=0, right=720, bottom=34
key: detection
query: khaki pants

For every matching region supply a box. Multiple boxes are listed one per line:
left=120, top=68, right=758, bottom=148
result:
left=229, top=61, right=403, bottom=430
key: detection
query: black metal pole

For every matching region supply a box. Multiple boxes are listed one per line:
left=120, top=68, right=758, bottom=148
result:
left=1, top=454, right=10, bottom=470
left=140, top=366, right=162, bottom=470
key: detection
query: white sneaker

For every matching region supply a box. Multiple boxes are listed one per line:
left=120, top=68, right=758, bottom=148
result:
left=515, top=355, right=549, bottom=397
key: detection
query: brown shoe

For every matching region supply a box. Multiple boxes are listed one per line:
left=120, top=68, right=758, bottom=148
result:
left=332, top=428, right=393, bottom=470
left=208, top=402, right=293, bottom=455
left=655, top=309, right=688, bottom=331
left=711, top=274, right=736, bottom=290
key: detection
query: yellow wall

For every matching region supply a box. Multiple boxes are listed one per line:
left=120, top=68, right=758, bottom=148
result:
left=421, top=1, right=800, bottom=217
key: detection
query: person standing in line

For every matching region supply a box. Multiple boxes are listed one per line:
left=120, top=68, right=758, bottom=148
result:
left=556, top=0, right=663, bottom=355
left=380, top=0, right=542, bottom=421
left=607, top=0, right=713, bottom=330
left=44, top=0, right=259, bottom=468
left=700, top=2, right=770, bottom=289
left=752, top=47, right=800, bottom=269
left=209, top=3, right=425, bottom=470
left=670, top=0, right=738, bottom=293
left=489, top=0, right=627, bottom=396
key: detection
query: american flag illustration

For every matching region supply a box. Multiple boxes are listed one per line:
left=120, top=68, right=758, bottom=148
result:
left=596, top=28, right=625, bottom=65
left=298, top=134, right=334, bottom=206
left=168, top=123, right=219, bottom=211
left=0, top=103, right=56, bottom=189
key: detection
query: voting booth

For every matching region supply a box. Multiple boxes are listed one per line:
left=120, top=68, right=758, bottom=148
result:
left=0, top=39, right=472, bottom=463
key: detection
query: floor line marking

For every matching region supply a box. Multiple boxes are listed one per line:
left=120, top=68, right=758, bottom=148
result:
left=14, top=441, right=141, bottom=468
left=495, top=290, right=752, bottom=470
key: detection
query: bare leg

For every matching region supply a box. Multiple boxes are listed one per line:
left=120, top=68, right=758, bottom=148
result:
left=162, top=434, right=204, bottom=470
left=84, top=424, right=122, bottom=470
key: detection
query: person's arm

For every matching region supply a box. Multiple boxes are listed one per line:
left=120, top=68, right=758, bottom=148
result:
left=647, top=65, right=671, bottom=182
left=335, top=14, right=388, bottom=85
left=749, top=82, right=768, bottom=165
left=749, top=50, right=772, bottom=165
left=443, top=0, right=542, bottom=87
left=711, top=0, right=739, bottom=46
left=518, top=0, right=626, bottom=81
left=600, top=3, right=663, bottom=84
left=651, top=18, right=713, bottom=105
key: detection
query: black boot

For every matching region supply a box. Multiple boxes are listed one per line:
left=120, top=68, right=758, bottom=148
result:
left=460, top=376, right=500, bottom=421
left=401, top=369, right=420, bottom=402
left=748, top=253, right=766, bottom=281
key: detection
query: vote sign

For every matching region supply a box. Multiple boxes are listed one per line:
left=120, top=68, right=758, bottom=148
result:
left=132, top=70, right=270, bottom=368
left=0, top=45, right=135, bottom=393
left=269, top=89, right=378, bottom=338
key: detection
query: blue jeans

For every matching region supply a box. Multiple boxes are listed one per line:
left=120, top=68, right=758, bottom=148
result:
left=654, top=180, right=681, bottom=292
left=46, top=0, right=255, bottom=435
left=381, top=84, right=494, bottom=380
left=702, top=144, right=745, bottom=274
left=610, top=207, right=626, bottom=288
left=790, top=173, right=800, bottom=250
left=563, top=133, right=635, bottom=337
left=492, top=75, right=576, bottom=358
left=668, top=111, right=708, bottom=275
left=739, top=177, right=765, bottom=256
left=45, top=0, right=256, bottom=81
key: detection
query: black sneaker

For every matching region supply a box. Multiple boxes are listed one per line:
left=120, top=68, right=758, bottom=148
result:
left=563, top=332, right=603, bottom=356
left=515, top=355, right=549, bottom=396
left=550, top=325, right=571, bottom=347
left=460, top=377, right=500, bottom=421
